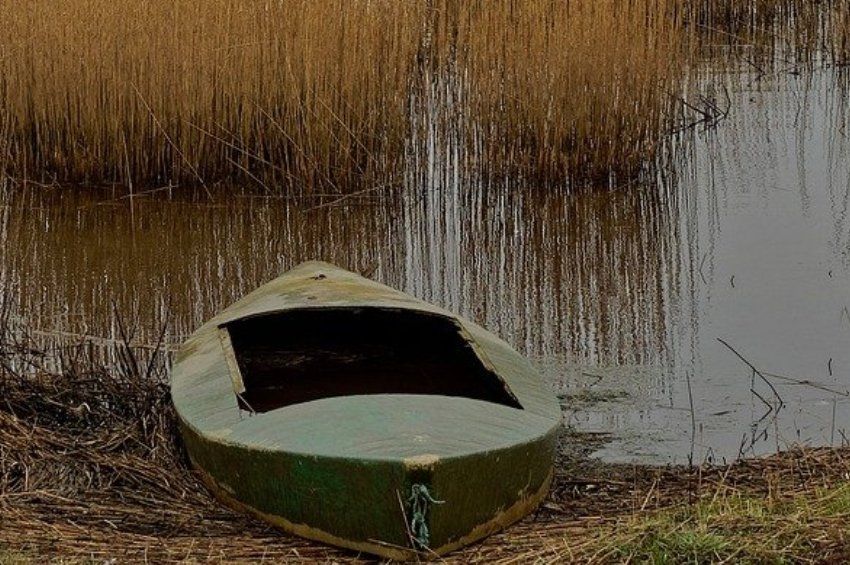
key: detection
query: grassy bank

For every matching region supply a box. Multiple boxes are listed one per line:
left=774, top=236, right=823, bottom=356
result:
left=592, top=479, right=850, bottom=562
left=2, top=317, right=850, bottom=563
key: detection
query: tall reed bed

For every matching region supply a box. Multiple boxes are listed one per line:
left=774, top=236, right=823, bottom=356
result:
left=0, top=1, right=426, bottom=191
left=832, top=3, right=850, bottom=63
left=683, top=0, right=850, bottom=60
left=0, top=0, right=690, bottom=191
left=431, top=0, right=685, bottom=183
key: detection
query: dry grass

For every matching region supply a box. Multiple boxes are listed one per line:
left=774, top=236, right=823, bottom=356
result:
left=0, top=1, right=426, bottom=192
left=599, top=483, right=850, bottom=563
left=494, top=447, right=850, bottom=563
left=0, top=1, right=690, bottom=191
left=423, top=0, right=686, bottom=184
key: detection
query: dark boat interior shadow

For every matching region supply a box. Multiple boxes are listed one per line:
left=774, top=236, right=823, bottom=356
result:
left=225, top=307, right=524, bottom=413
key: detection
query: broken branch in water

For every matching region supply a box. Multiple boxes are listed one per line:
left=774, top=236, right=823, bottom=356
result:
left=716, top=338, right=784, bottom=406
left=763, top=371, right=849, bottom=398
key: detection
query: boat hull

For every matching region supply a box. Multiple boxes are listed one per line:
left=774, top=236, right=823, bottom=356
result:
left=171, top=262, right=562, bottom=558
left=181, top=419, right=556, bottom=559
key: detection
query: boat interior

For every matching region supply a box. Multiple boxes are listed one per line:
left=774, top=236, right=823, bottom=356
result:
left=223, top=307, right=524, bottom=413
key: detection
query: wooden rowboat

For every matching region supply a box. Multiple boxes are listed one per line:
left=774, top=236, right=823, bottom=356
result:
left=171, top=261, right=560, bottom=559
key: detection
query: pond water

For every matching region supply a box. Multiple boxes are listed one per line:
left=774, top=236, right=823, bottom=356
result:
left=1, top=65, right=848, bottom=465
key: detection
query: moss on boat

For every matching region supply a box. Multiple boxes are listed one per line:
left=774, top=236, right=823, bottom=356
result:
left=170, top=261, right=560, bottom=559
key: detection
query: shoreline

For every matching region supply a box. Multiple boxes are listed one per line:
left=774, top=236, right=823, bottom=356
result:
left=1, top=321, right=848, bottom=562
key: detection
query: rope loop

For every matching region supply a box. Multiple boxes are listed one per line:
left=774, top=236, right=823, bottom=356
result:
left=408, top=483, right=445, bottom=550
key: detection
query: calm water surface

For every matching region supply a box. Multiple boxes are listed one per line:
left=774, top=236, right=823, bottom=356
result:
left=2, top=66, right=848, bottom=464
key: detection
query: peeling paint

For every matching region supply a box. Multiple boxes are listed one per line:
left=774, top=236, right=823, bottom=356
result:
left=404, top=454, right=441, bottom=469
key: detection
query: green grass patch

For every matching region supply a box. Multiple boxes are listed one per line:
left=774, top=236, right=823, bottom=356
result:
left=618, top=530, right=734, bottom=564
left=0, top=548, right=31, bottom=565
left=599, top=482, right=850, bottom=563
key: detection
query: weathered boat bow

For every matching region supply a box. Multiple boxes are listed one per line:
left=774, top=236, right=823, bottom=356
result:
left=171, top=261, right=561, bottom=559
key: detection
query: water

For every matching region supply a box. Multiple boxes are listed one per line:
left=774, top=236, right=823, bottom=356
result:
left=1, top=65, right=848, bottom=465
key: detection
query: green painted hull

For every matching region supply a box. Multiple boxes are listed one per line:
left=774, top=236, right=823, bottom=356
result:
left=171, top=262, right=561, bottom=559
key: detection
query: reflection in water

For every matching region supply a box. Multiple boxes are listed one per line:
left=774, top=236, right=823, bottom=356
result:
left=633, top=66, right=850, bottom=463
left=1, top=67, right=848, bottom=464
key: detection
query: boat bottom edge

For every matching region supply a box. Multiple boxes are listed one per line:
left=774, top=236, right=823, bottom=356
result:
left=190, top=456, right=554, bottom=560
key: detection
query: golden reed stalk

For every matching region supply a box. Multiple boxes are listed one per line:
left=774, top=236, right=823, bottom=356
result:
left=0, top=1, right=426, bottom=191
left=433, top=0, right=684, bottom=183
left=1, top=0, right=842, bottom=191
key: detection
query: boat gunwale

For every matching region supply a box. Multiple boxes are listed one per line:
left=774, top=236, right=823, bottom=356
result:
left=171, top=262, right=561, bottom=461
left=213, top=304, right=525, bottom=411
left=176, top=407, right=560, bottom=464
left=173, top=363, right=559, bottom=460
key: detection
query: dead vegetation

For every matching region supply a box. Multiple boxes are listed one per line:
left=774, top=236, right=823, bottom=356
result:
left=0, top=1, right=426, bottom=192
left=2, top=1, right=849, bottom=192
left=684, top=0, right=850, bottom=63
left=425, top=0, right=685, bottom=184
left=2, top=310, right=850, bottom=563
left=0, top=1, right=685, bottom=190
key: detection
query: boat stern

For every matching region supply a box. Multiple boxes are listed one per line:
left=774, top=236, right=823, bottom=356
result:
left=180, top=414, right=557, bottom=560
left=402, top=431, right=557, bottom=556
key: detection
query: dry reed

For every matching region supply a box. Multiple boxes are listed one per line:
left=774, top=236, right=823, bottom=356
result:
left=684, top=0, right=850, bottom=61
left=0, top=1, right=427, bottom=191
left=435, top=0, right=686, bottom=183
left=0, top=1, right=691, bottom=191
left=0, top=1, right=847, bottom=190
